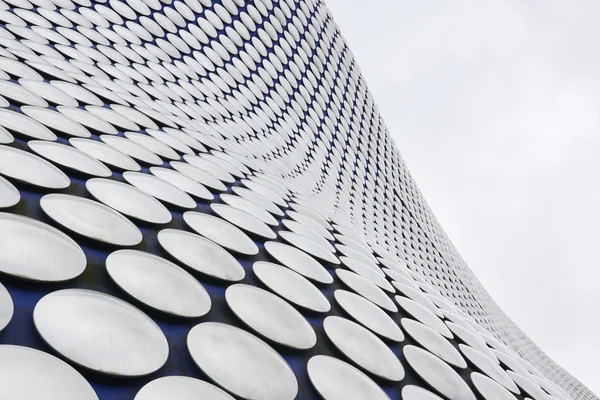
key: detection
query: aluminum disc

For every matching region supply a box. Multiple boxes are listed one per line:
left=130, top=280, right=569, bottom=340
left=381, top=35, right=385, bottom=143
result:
left=187, top=322, right=298, bottom=400
left=225, top=283, right=316, bottom=349
left=404, top=345, right=476, bottom=400
left=135, top=376, right=234, bottom=400
left=40, top=193, right=143, bottom=246
left=106, top=249, right=211, bottom=318
left=253, top=261, right=330, bottom=313
left=264, top=241, right=333, bottom=284
left=0, top=212, right=86, bottom=282
left=323, top=316, right=404, bottom=381
left=307, top=355, right=390, bottom=400
left=183, top=211, right=258, bottom=256
left=0, top=345, right=98, bottom=400
left=34, top=289, right=169, bottom=377
left=157, top=229, right=245, bottom=282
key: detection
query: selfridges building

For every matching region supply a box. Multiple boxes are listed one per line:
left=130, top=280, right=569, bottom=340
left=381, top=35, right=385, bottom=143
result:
left=0, top=0, right=593, bottom=399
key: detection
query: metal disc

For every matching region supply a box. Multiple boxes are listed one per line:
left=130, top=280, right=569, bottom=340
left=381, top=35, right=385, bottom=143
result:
left=403, top=345, right=476, bottom=400
left=0, top=126, right=14, bottom=144
left=307, top=355, right=390, bottom=400
left=393, top=282, right=442, bottom=317
left=401, top=385, right=444, bottom=400
left=211, top=203, right=276, bottom=239
left=106, top=249, right=211, bottom=318
left=220, top=193, right=279, bottom=226
left=101, top=135, right=163, bottom=166
left=135, top=376, right=235, bottom=400
left=40, top=193, right=142, bottom=246
left=150, top=166, right=215, bottom=201
left=459, top=344, right=519, bottom=393
left=253, top=261, right=330, bottom=313
left=123, top=171, right=197, bottom=209
left=0, top=175, right=19, bottom=208
left=401, top=318, right=467, bottom=369
left=340, top=256, right=393, bottom=291
left=282, top=219, right=336, bottom=252
left=336, top=269, right=397, bottom=312
left=86, top=178, right=172, bottom=224
left=157, top=229, right=245, bottom=281
left=0, top=145, right=70, bottom=189
left=225, top=283, right=316, bottom=349
left=336, top=243, right=377, bottom=266
left=0, top=345, right=98, bottom=400
left=187, top=322, right=298, bottom=400
left=471, top=372, right=519, bottom=400
left=492, top=350, right=533, bottom=377
left=0, top=108, right=57, bottom=141
left=507, top=371, right=549, bottom=400
left=70, top=138, right=141, bottom=172
left=231, top=186, right=283, bottom=216
left=396, top=296, right=452, bottom=338
left=446, top=321, right=498, bottom=362
left=34, top=289, right=169, bottom=377
left=264, top=241, right=333, bottom=284
left=279, top=230, right=340, bottom=264
left=0, top=281, right=13, bottom=331
left=0, top=212, right=86, bottom=282
left=334, top=290, right=404, bottom=342
left=183, top=211, right=258, bottom=255
left=28, top=140, right=112, bottom=177
left=323, top=316, right=405, bottom=381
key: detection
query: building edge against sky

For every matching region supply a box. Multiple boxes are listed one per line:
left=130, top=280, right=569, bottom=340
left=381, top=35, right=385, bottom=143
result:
left=0, top=0, right=595, bottom=399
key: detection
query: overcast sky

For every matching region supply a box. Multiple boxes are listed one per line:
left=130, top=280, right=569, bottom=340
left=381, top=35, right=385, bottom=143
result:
left=325, top=0, right=600, bottom=394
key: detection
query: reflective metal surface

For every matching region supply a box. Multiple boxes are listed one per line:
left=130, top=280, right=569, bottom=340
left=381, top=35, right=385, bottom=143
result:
left=324, top=316, right=404, bottom=381
left=471, top=372, right=519, bottom=400
left=187, top=322, right=298, bottom=400
left=307, top=355, right=391, bottom=400
left=150, top=167, right=214, bottom=201
left=0, top=281, right=13, bottom=331
left=507, top=371, right=549, bottom=400
left=402, top=385, right=445, bottom=400
left=0, top=0, right=588, bottom=398
left=28, top=140, right=112, bottom=178
left=404, top=345, right=477, bottom=400
left=459, top=344, right=520, bottom=393
left=396, top=296, right=453, bottom=338
left=86, top=178, right=172, bottom=224
left=135, top=376, right=235, bottom=400
left=264, top=241, right=333, bottom=284
left=0, top=145, right=70, bottom=189
left=211, top=203, right=276, bottom=239
left=253, top=261, right=331, bottom=313
left=40, top=193, right=143, bottom=246
left=34, top=289, right=169, bottom=377
left=226, top=283, right=316, bottom=349
left=334, top=290, right=405, bottom=342
left=0, top=175, right=19, bottom=208
left=0, top=345, right=98, bottom=400
left=158, top=229, right=245, bottom=282
left=336, top=269, right=398, bottom=312
left=279, top=230, right=340, bottom=265
left=106, top=250, right=211, bottom=318
left=0, top=212, right=86, bottom=281
left=183, top=211, right=258, bottom=256
left=123, top=171, right=197, bottom=209
left=401, top=318, right=467, bottom=368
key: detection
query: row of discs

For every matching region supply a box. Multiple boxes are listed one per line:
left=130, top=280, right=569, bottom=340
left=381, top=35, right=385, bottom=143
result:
left=0, top=0, right=581, bottom=398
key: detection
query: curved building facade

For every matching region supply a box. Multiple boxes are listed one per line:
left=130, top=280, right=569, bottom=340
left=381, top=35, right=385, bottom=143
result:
left=0, top=0, right=594, bottom=399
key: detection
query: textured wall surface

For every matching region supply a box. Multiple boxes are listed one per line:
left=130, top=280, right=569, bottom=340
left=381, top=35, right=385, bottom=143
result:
left=0, top=0, right=595, bottom=399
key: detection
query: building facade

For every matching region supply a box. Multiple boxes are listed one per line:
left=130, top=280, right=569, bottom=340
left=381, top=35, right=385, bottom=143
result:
left=0, top=0, right=594, bottom=399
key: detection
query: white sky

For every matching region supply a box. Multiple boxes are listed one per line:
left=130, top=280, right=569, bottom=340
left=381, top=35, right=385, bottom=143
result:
left=324, top=0, right=600, bottom=394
